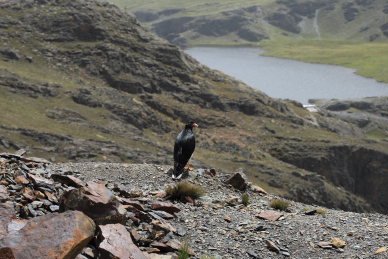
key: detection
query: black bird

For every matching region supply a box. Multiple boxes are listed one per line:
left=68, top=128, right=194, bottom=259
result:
left=173, top=121, right=198, bottom=179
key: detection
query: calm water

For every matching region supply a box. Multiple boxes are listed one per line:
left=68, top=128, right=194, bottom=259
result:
left=185, top=47, right=388, bottom=104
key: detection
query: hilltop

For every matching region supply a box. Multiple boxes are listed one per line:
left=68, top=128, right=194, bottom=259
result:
left=0, top=0, right=388, bottom=215
left=114, top=0, right=388, bottom=46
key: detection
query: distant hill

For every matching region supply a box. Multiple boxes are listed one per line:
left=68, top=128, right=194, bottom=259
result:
left=112, top=0, right=388, bottom=46
left=0, top=0, right=388, bottom=214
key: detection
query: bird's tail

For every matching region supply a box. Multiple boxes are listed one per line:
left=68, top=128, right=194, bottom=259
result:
left=173, top=163, right=185, bottom=179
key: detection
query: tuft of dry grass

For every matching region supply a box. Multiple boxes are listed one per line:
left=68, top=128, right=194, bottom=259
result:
left=166, top=181, right=205, bottom=201
left=269, top=199, right=290, bottom=211
left=316, top=208, right=327, bottom=214
left=241, top=193, right=249, bottom=206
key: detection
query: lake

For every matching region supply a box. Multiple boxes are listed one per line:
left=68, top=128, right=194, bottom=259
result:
left=185, top=47, right=388, bottom=104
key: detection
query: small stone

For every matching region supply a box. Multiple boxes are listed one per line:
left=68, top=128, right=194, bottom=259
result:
left=49, top=205, right=60, bottom=212
left=151, top=202, right=180, bottom=214
left=223, top=216, right=232, bottom=223
left=318, top=242, right=333, bottom=249
left=304, top=209, right=317, bottom=215
left=265, top=240, right=280, bottom=253
left=250, top=185, right=268, bottom=195
left=21, top=187, right=36, bottom=201
left=374, top=247, right=387, bottom=254
left=331, top=237, right=346, bottom=248
left=256, top=211, right=283, bottom=221
left=247, top=249, right=259, bottom=258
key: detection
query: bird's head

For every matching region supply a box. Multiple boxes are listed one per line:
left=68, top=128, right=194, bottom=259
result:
left=185, top=121, right=198, bottom=129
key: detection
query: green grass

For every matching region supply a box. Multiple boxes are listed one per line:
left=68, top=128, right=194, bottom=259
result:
left=241, top=193, right=249, bottom=206
left=260, top=39, right=388, bottom=83
left=178, top=242, right=191, bottom=259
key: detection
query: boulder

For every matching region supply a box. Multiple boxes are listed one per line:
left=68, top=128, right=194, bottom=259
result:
left=60, top=181, right=125, bottom=223
left=0, top=210, right=95, bottom=259
left=225, top=170, right=249, bottom=191
left=97, top=224, right=148, bottom=259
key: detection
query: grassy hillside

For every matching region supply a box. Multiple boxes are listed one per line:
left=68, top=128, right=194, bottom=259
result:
left=260, top=39, right=388, bottom=83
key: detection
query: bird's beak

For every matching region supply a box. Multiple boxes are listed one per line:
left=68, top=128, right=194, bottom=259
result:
left=193, top=123, right=198, bottom=127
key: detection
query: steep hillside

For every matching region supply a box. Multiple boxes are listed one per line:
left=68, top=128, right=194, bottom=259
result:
left=114, top=0, right=388, bottom=46
left=0, top=0, right=387, bottom=214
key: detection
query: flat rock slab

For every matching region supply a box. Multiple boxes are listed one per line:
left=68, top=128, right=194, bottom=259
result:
left=0, top=210, right=95, bottom=259
left=98, top=224, right=148, bottom=259
left=51, top=174, right=85, bottom=188
left=151, top=202, right=180, bottom=214
left=256, top=211, right=283, bottom=221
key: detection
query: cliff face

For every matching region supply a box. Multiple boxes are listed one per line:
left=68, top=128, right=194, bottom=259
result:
left=0, top=0, right=387, bottom=213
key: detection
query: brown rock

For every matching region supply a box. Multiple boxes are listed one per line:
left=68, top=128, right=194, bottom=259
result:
left=60, top=181, right=123, bottom=223
left=225, top=170, right=248, bottom=191
left=15, top=176, right=29, bottom=185
left=119, top=198, right=146, bottom=211
left=44, top=190, right=58, bottom=203
left=98, top=224, right=148, bottom=259
left=150, top=241, right=173, bottom=252
left=0, top=211, right=95, bottom=259
left=51, top=174, right=85, bottom=188
left=152, top=220, right=177, bottom=233
left=256, top=211, right=283, bottom=221
left=151, top=202, right=180, bottom=214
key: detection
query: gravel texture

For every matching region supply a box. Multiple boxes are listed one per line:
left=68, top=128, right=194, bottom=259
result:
left=49, top=162, right=388, bottom=259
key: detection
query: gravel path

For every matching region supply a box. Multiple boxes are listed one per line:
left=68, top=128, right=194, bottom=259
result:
left=49, top=163, right=388, bottom=259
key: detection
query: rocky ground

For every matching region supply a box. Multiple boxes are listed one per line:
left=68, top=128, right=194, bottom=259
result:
left=1, top=151, right=387, bottom=259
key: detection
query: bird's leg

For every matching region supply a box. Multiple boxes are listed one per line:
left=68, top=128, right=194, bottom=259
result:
left=184, top=160, right=194, bottom=171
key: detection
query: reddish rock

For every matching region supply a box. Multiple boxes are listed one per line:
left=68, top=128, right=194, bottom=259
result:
left=317, top=241, right=333, bottom=249
left=0, top=202, right=16, bottom=236
left=256, top=211, right=283, bottom=221
left=124, top=205, right=152, bottom=223
left=60, top=181, right=124, bottom=223
left=0, top=211, right=95, bottom=259
left=44, top=190, right=58, bottom=203
left=98, top=224, right=148, bottom=259
left=51, top=174, right=85, bottom=188
left=0, top=185, right=8, bottom=202
left=152, top=220, right=176, bottom=233
left=151, top=202, right=180, bottom=214
left=225, top=170, right=248, bottom=191
left=150, top=241, right=173, bottom=252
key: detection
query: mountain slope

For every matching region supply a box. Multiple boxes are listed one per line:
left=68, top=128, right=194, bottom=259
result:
left=113, top=0, right=388, bottom=46
left=0, top=0, right=388, bottom=213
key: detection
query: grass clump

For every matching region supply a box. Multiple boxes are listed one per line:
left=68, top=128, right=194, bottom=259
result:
left=241, top=193, right=249, bottom=206
left=316, top=208, right=327, bottom=214
left=269, top=199, right=290, bottom=211
left=166, top=181, right=205, bottom=201
left=178, top=242, right=191, bottom=259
